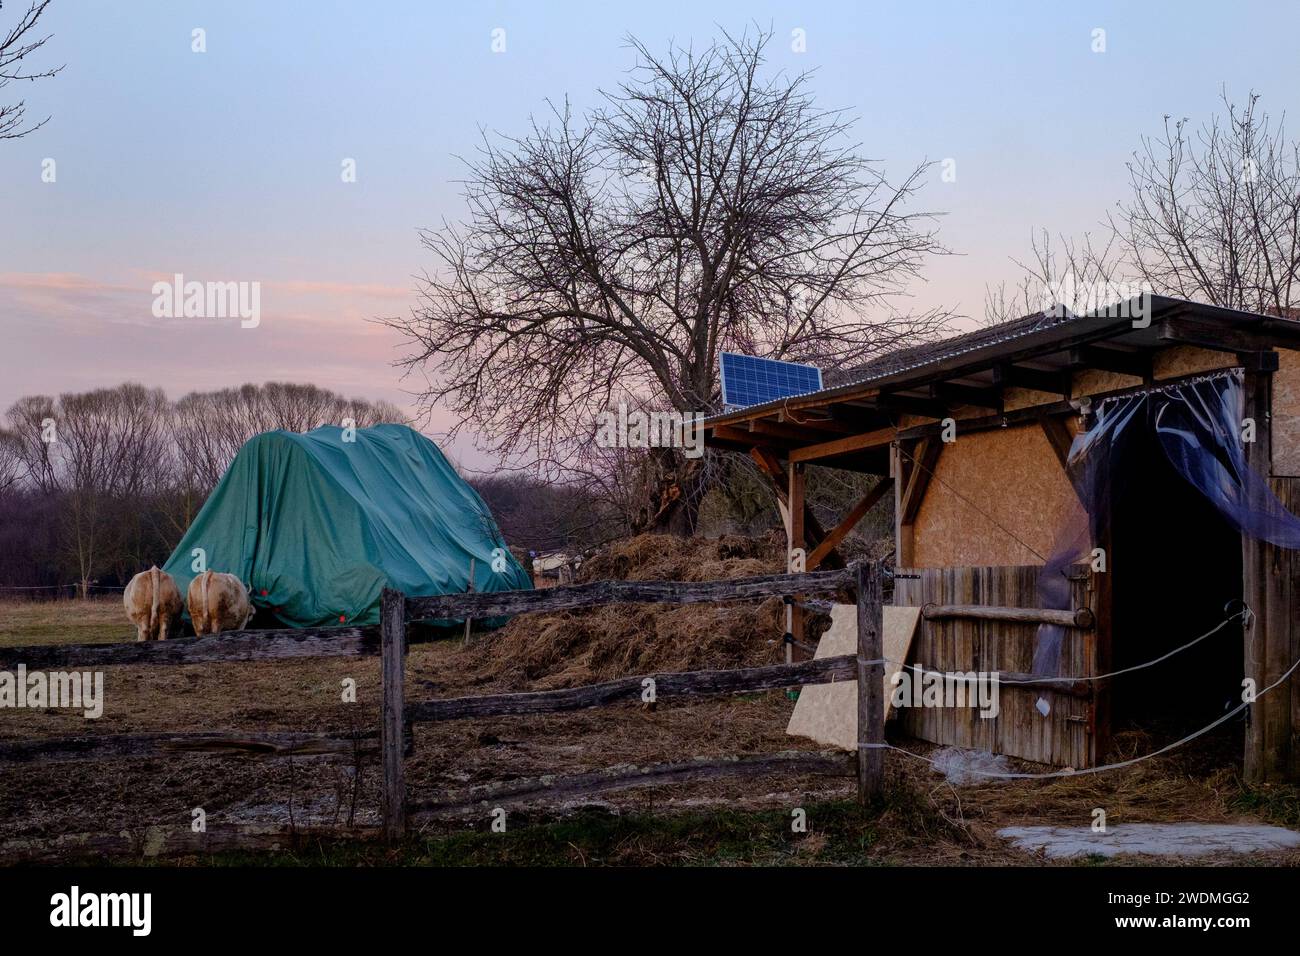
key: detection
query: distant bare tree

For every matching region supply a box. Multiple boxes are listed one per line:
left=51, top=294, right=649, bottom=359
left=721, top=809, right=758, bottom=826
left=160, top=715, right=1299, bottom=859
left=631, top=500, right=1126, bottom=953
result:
left=386, top=28, right=949, bottom=533
left=171, top=382, right=406, bottom=495
left=0, top=428, right=21, bottom=494
left=983, top=230, right=1121, bottom=325
left=0, top=0, right=60, bottom=141
left=4, top=394, right=57, bottom=492
left=55, top=385, right=171, bottom=595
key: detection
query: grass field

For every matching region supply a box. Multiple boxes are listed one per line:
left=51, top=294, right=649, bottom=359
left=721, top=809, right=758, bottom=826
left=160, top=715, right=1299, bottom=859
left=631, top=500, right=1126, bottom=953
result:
left=0, top=597, right=134, bottom=646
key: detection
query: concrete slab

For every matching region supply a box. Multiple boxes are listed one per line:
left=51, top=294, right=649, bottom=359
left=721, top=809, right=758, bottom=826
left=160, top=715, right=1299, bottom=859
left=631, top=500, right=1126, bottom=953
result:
left=998, top=823, right=1300, bottom=859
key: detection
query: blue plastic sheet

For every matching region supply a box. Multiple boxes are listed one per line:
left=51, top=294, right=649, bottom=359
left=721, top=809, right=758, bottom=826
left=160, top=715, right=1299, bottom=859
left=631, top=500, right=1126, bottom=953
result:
left=1032, top=369, right=1300, bottom=675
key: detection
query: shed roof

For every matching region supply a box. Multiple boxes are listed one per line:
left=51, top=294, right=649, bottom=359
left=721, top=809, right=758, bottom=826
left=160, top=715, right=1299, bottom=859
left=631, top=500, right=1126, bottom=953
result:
left=704, top=296, right=1300, bottom=474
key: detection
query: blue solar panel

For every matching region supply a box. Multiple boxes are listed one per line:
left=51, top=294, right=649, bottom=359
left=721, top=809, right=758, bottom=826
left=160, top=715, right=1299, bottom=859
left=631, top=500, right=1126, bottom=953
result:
left=720, top=352, right=824, bottom=410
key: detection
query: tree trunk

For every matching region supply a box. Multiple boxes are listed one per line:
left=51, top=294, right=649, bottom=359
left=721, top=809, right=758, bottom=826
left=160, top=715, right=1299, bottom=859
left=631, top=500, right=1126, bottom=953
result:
left=635, top=449, right=705, bottom=535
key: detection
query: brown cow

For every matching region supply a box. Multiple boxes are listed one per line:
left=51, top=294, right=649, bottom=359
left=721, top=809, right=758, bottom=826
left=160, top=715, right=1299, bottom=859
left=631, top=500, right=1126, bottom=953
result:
left=123, top=566, right=184, bottom=642
left=187, top=570, right=254, bottom=636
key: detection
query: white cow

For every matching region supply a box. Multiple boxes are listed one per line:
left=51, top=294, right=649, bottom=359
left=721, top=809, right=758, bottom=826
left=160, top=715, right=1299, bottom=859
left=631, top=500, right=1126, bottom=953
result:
left=123, top=566, right=184, bottom=642
left=186, top=570, right=254, bottom=636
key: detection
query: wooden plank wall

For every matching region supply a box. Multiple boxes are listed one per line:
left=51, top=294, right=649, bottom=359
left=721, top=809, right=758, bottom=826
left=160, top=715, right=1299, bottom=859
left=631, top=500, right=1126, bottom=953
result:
left=893, top=565, right=1099, bottom=768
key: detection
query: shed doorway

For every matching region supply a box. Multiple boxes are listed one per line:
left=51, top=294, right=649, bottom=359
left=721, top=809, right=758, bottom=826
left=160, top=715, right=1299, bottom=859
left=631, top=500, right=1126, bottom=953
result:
left=1106, top=420, right=1243, bottom=743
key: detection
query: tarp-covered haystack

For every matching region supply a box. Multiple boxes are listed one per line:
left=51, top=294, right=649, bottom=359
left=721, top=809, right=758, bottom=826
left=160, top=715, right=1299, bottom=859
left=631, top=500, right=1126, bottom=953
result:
left=164, top=424, right=530, bottom=628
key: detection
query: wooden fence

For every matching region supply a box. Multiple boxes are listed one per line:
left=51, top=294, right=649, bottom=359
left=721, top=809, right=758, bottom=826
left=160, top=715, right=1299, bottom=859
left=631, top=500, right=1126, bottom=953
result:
left=0, top=562, right=888, bottom=847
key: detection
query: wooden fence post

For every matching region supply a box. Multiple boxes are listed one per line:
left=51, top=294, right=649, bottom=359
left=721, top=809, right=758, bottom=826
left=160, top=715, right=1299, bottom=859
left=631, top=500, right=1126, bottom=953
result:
left=380, top=587, right=407, bottom=840
left=855, top=561, right=884, bottom=803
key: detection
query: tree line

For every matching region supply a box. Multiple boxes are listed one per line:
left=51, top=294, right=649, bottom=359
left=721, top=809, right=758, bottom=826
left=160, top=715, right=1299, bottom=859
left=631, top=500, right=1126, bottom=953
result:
left=0, top=382, right=405, bottom=594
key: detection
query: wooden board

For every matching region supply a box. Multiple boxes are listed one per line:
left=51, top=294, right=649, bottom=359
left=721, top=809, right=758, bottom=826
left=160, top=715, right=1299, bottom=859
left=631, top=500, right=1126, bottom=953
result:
left=910, top=424, right=1079, bottom=568
left=785, top=604, right=921, bottom=750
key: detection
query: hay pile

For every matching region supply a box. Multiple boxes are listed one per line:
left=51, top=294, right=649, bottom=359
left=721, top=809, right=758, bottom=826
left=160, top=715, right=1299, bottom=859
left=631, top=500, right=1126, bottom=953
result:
left=463, top=533, right=800, bottom=690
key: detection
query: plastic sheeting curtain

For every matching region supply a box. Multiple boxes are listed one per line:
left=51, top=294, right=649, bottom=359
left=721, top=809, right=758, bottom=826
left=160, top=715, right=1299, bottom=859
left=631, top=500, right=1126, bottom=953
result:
left=1032, top=369, right=1300, bottom=675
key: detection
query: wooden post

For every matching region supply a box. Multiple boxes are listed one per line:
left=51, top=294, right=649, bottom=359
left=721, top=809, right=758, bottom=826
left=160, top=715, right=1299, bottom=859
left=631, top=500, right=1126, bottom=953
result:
left=788, top=462, right=807, bottom=661
left=1242, top=367, right=1276, bottom=782
left=380, top=587, right=407, bottom=840
left=462, top=557, right=476, bottom=645
left=856, top=561, right=884, bottom=802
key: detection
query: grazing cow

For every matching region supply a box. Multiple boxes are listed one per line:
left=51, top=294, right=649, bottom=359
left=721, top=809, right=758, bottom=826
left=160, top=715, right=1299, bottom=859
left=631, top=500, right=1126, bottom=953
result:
left=187, top=569, right=254, bottom=636
left=123, top=566, right=184, bottom=642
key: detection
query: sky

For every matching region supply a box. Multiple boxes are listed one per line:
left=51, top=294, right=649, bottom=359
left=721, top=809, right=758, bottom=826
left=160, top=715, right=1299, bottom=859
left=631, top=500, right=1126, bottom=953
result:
left=2, top=0, right=1299, bottom=467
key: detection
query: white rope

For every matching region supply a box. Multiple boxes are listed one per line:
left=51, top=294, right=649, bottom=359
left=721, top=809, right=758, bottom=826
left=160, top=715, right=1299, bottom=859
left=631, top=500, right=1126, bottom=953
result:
left=889, top=607, right=1246, bottom=686
left=864, top=652, right=1300, bottom=781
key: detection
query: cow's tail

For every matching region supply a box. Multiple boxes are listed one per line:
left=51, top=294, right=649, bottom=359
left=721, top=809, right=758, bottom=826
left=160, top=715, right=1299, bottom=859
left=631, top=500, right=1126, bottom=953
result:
left=201, top=569, right=212, bottom=628
left=149, top=566, right=160, bottom=638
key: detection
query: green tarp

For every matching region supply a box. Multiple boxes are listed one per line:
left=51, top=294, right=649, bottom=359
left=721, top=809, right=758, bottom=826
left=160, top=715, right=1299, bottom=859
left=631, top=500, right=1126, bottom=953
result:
left=163, top=424, right=531, bottom=628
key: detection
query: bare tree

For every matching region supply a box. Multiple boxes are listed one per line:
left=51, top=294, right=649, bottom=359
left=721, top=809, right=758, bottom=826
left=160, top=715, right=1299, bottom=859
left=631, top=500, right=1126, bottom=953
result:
left=386, top=28, right=949, bottom=533
left=0, top=0, right=60, bottom=141
left=990, top=91, right=1300, bottom=326
left=1114, top=91, right=1300, bottom=316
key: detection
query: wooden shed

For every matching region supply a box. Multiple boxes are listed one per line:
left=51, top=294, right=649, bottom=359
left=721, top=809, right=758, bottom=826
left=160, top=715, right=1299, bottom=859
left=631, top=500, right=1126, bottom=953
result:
left=703, top=296, right=1300, bottom=782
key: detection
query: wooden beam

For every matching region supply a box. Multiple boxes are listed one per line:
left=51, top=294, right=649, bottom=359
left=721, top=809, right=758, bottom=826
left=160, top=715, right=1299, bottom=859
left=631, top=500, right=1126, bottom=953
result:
left=806, top=478, right=894, bottom=570
left=897, top=400, right=1075, bottom=442
left=788, top=426, right=896, bottom=463
left=993, top=364, right=1072, bottom=396
left=1159, top=315, right=1277, bottom=354
left=1068, top=345, right=1151, bottom=379
left=899, top=438, right=943, bottom=525
left=748, top=418, right=835, bottom=442
left=714, top=424, right=796, bottom=448
left=407, top=655, right=859, bottom=722
left=1040, top=416, right=1075, bottom=470
left=776, top=410, right=860, bottom=434
left=929, top=382, right=1003, bottom=410
left=748, top=447, right=843, bottom=567
left=875, top=393, right=949, bottom=419
left=892, top=442, right=912, bottom=567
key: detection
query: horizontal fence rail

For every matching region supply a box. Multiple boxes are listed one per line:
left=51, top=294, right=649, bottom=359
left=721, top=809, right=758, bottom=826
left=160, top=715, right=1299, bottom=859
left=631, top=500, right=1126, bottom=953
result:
left=410, top=751, right=856, bottom=817
left=0, top=625, right=379, bottom=670
left=404, top=567, right=856, bottom=621
left=406, top=655, right=858, bottom=722
left=922, top=603, right=1095, bottom=629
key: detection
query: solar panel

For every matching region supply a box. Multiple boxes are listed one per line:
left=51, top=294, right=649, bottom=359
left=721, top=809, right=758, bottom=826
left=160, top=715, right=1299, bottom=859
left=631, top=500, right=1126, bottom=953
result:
left=720, top=352, right=824, bottom=411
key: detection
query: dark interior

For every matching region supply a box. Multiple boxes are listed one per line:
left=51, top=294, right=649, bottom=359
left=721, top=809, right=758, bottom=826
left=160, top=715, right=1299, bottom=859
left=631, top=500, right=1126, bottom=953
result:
left=1108, top=415, right=1244, bottom=735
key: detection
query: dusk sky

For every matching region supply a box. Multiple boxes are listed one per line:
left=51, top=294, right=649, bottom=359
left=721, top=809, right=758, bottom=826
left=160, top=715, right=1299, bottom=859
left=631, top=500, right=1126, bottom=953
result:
left=3, top=0, right=1298, bottom=467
